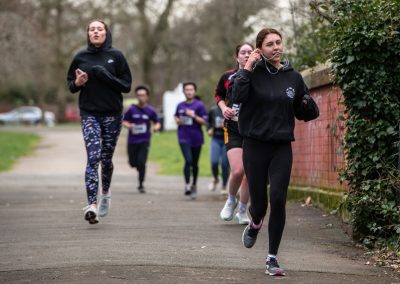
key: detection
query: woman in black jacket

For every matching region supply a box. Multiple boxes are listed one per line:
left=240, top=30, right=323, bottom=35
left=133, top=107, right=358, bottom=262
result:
left=233, top=28, right=310, bottom=276
left=67, top=19, right=132, bottom=224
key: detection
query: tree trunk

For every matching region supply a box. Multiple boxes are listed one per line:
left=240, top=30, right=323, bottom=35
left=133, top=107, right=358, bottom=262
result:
left=53, top=0, right=68, bottom=122
left=136, top=0, right=175, bottom=105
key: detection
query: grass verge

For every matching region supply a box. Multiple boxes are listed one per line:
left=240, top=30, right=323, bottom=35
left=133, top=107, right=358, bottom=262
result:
left=0, top=131, right=40, bottom=172
left=148, top=130, right=212, bottom=176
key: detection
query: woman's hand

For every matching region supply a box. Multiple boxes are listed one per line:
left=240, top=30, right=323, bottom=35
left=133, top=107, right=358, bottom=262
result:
left=75, top=69, right=88, bottom=86
left=175, top=117, right=183, bottom=126
left=185, top=109, right=196, bottom=118
left=221, top=106, right=234, bottom=120
left=154, top=122, right=161, bottom=132
left=244, top=49, right=261, bottom=71
left=122, top=121, right=134, bottom=129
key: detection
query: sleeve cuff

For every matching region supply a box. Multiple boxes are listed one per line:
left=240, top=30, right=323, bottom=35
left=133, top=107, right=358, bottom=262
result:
left=239, top=69, right=252, bottom=77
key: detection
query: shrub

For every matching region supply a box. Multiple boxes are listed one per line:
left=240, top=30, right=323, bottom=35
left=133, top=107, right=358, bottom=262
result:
left=330, top=0, right=400, bottom=248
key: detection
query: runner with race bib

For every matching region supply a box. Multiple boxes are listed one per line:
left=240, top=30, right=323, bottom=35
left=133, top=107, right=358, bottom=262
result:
left=175, top=82, right=208, bottom=200
left=123, top=85, right=160, bottom=193
left=207, top=105, right=229, bottom=194
left=215, top=42, right=254, bottom=225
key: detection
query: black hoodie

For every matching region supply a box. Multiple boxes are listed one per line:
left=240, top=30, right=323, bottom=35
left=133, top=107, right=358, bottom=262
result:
left=232, top=59, right=307, bottom=143
left=67, top=30, right=132, bottom=116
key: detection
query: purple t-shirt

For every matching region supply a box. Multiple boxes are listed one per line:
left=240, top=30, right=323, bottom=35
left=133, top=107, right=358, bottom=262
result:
left=175, top=100, right=208, bottom=147
left=123, top=104, right=159, bottom=144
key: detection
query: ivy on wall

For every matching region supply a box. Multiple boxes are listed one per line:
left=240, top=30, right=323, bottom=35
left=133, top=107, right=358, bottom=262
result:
left=329, top=0, right=400, bottom=248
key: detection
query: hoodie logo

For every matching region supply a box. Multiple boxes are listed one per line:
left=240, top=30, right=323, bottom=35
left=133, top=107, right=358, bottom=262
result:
left=107, top=59, right=114, bottom=63
left=286, top=87, right=295, bottom=98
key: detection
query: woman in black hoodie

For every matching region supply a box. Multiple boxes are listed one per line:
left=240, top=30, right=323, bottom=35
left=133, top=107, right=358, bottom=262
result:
left=67, top=19, right=132, bottom=224
left=233, top=28, right=310, bottom=276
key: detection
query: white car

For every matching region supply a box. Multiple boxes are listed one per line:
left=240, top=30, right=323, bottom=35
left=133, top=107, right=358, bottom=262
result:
left=0, top=106, right=55, bottom=127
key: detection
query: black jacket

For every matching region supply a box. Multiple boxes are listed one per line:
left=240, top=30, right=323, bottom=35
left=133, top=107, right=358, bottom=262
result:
left=67, top=30, right=132, bottom=116
left=214, top=69, right=242, bottom=134
left=232, top=60, right=307, bottom=143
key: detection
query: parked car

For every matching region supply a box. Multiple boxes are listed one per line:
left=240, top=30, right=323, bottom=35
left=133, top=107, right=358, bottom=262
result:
left=0, top=106, right=55, bottom=127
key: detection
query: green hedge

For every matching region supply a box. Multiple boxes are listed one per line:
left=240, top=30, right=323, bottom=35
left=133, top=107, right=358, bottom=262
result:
left=329, top=0, right=400, bottom=248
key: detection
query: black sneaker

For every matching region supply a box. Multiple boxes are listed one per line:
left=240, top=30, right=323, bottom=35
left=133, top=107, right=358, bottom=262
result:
left=137, top=185, right=146, bottom=193
left=242, top=224, right=260, bottom=248
left=266, top=258, right=285, bottom=276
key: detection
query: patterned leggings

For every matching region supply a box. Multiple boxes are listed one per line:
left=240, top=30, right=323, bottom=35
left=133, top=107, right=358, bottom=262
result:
left=81, top=115, right=122, bottom=205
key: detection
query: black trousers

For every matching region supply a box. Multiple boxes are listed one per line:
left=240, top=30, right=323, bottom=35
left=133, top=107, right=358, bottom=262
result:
left=179, top=143, right=202, bottom=185
left=242, top=137, right=292, bottom=255
left=128, top=142, right=149, bottom=186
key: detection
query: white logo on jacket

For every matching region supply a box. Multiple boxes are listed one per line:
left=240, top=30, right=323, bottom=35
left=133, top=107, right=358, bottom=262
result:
left=107, top=59, right=114, bottom=63
left=286, top=87, right=295, bottom=98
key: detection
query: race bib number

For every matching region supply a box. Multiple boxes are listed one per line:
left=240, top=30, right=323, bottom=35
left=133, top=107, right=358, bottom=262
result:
left=131, top=123, right=147, bottom=134
left=232, top=104, right=241, bottom=122
left=180, top=116, right=193, bottom=126
left=215, top=116, right=224, bottom=128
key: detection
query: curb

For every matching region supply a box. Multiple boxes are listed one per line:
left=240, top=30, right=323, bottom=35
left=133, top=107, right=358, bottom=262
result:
left=287, top=186, right=352, bottom=236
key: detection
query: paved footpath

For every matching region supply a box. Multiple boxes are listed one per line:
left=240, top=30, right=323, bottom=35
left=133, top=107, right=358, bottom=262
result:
left=0, top=127, right=397, bottom=283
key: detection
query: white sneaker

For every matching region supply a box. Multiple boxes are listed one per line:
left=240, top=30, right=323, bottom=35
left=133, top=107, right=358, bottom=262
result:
left=220, top=199, right=237, bottom=221
left=98, top=193, right=111, bottom=217
left=83, top=204, right=99, bottom=224
left=208, top=179, right=219, bottom=192
left=184, top=184, right=191, bottom=196
left=234, top=211, right=250, bottom=225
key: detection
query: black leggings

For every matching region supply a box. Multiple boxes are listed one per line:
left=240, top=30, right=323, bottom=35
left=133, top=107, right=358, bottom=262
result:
left=243, top=137, right=292, bottom=255
left=128, top=143, right=149, bottom=186
left=179, top=143, right=202, bottom=185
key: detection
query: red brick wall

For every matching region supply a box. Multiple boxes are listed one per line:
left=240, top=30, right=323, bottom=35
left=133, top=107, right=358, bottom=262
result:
left=291, top=85, right=347, bottom=191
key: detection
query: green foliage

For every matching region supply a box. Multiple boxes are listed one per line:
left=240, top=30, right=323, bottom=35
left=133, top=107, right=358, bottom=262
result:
left=0, top=131, right=40, bottom=172
left=0, top=85, right=57, bottom=106
left=329, top=0, right=400, bottom=248
left=288, top=16, right=332, bottom=71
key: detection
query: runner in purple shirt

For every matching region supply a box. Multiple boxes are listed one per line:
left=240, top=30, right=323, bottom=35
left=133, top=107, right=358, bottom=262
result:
left=175, top=82, right=208, bottom=200
left=123, top=85, right=160, bottom=193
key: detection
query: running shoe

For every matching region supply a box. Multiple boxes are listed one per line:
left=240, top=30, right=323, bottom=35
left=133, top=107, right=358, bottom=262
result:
left=220, top=198, right=237, bottom=221
left=184, top=184, right=191, bottom=196
left=83, top=204, right=99, bottom=224
left=266, top=258, right=285, bottom=276
left=137, top=185, right=146, bottom=194
left=242, top=220, right=263, bottom=248
left=208, top=179, right=219, bottom=192
left=98, top=194, right=111, bottom=217
left=190, top=185, right=197, bottom=200
left=234, top=211, right=250, bottom=225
